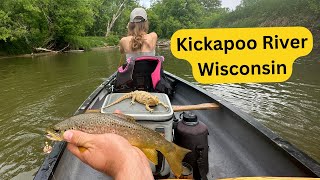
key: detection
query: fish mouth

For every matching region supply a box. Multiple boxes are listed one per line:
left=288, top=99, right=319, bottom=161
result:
left=46, top=129, right=64, bottom=141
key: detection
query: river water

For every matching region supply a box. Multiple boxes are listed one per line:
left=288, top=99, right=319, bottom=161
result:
left=0, top=48, right=319, bottom=179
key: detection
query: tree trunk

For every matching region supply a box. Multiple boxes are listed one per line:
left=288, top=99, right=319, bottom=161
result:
left=105, top=0, right=126, bottom=37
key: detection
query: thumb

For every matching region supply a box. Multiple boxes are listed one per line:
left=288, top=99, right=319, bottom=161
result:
left=63, top=130, right=93, bottom=147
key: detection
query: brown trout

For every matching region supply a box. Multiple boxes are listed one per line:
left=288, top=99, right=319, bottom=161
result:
left=46, top=113, right=191, bottom=177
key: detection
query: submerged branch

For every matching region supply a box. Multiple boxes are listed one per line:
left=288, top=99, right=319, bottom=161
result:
left=35, top=47, right=58, bottom=53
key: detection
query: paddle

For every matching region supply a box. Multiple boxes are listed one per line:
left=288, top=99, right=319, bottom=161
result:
left=85, top=103, right=219, bottom=113
left=218, top=177, right=319, bottom=180
left=172, top=103, right=219, bottom=112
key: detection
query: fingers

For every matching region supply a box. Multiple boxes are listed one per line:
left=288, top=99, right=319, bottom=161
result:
left=67, top=143, right=85, bottom=161
left=133, top=147, right=150, bottom=167
left=63, top=130, right=94, bottom=147
left=64, top=130, right=94, bottom=163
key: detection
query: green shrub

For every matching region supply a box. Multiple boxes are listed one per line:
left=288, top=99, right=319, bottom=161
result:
left=68, top=36, right=107, bottom=50
left=0, top=39, right=32, bottom=55
left=106, top=34, right=120, bottom=46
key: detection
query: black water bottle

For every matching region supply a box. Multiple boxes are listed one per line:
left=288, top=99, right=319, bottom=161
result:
left=174, top=112, right=209, bottom=180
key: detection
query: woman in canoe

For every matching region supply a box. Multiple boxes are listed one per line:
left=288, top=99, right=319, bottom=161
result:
left=61, top=10, right=159, bottom=178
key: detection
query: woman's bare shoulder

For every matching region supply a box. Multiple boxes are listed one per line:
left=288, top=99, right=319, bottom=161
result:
left=120, top=36, right=132, bottom=43
left=148, top=32, right=158, bottom=39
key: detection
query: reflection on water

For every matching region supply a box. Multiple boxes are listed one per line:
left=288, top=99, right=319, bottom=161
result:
left=0, top=49, right=319, bottom=179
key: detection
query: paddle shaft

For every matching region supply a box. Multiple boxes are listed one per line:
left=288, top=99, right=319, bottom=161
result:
left=85, top=103, right=219, bottom=113
left=172, top=103, right=219, bottom=112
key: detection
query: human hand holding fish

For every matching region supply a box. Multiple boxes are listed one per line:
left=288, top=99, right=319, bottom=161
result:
left=46, top=113, right=191, bottom=177
left=63, top=130, right=153, bottom=179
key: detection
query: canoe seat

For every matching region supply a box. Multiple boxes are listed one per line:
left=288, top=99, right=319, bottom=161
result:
left=115, top=56, right=162, bottom=93
left=132, top=60, right=158, bottom=91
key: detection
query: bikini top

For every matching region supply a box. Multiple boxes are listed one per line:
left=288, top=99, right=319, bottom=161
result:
left=125, top=50, right=156, bottom=59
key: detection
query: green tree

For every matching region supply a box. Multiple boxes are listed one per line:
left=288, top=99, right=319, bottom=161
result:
left=0, top=0, right=95, bottom=51
left=0, top=10, right=27, bottom=41
left=239, top=0, right=261, bottom=7
left=198, top=0, right=221, bottom=11
left=149, top=0, right=221, bottom=38
left=45, top=0, right=94, bottom=48
left=87, top=0, right=139, bottom=37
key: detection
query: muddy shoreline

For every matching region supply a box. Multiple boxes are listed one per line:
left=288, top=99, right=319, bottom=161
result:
left=0, top=41, right=171, bottom=59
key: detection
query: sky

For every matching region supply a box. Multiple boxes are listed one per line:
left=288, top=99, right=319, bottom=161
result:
left=140, top=0, right=242, bottom=10
left=221, top=0, right=242, bottom=10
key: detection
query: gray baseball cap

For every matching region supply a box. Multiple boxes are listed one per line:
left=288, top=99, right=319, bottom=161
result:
left=130, top=8, right=147, bottom=23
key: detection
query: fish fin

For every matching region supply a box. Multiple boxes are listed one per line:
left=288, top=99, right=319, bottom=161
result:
left=163, top=144, right=191, bottom=178
left=112, top=113, right=136, bottom=122
left=78, top=146, right=87, bottom=153
left=141, top=148, right=158, bottom=165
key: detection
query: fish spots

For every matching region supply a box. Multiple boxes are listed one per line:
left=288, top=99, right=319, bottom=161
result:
left=89, top=128, right=95, bottom=133
left=79, top=120, right=86, bottom=128
left=101, top=126, right=108, bottom=132
left=111, top=129, right=116, bottom=134
left=89, top=121, right=94, bottom=126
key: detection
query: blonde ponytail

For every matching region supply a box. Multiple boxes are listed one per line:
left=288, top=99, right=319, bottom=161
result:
left=127, top=21, right=149, bottom=51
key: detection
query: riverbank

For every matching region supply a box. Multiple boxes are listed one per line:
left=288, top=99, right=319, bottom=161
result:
left=0, top=38, right=171, bottom=59
left=0, top=36, right=116, bottom=57
left=0, top=46, right=118, bottom=60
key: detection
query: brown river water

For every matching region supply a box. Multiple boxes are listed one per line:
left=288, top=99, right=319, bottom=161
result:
left=0, top=48, right=319, bottom=179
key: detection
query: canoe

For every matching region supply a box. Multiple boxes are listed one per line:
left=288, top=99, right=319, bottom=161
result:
left=34, top=71, right=320, bottom=180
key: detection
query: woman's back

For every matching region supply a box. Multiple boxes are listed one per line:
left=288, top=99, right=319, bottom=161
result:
left=119, top=8, right=157, bottom=58
left=120, top=32, right=157, bottom=59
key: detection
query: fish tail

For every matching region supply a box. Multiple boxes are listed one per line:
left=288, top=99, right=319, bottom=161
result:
left=164, top=144, right=191, bottom=177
